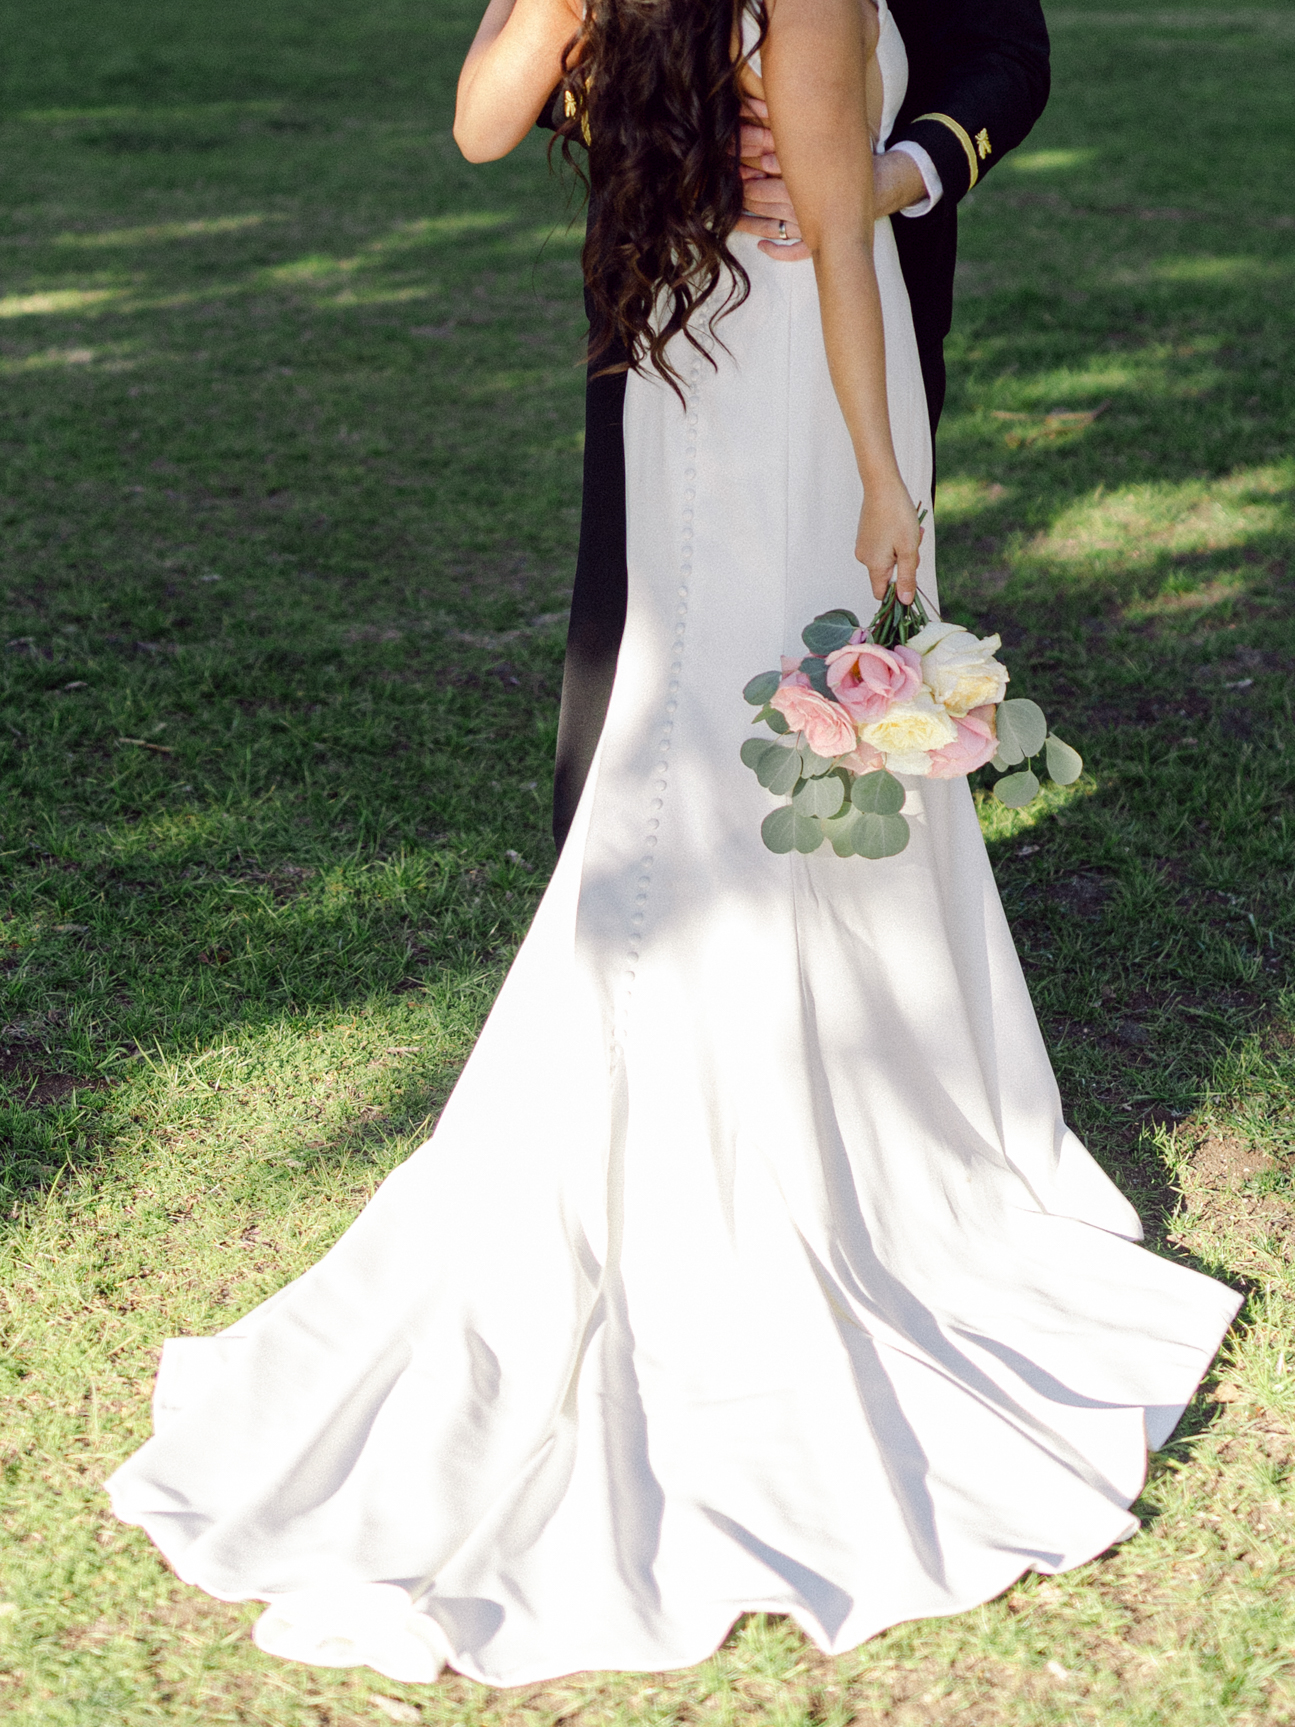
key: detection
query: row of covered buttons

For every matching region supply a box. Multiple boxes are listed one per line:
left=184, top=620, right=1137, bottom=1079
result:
left=614, top=353, right=703, bottom=1052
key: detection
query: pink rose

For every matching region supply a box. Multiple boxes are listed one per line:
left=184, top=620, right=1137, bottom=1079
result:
left=926, top=704, right=999, bottom=780
left=824, top=642, right=921, bottom=721
left=769, top=682, right=858, bottom=759
left=837, top=740, right=885, bottom=775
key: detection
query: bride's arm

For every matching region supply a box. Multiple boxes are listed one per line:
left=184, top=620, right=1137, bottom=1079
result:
left=454, top=0, right=582, bottom=163
left=760, top=0, right=922, bottom=601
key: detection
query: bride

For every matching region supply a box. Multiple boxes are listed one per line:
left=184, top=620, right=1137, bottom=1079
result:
left=108, top=0, right=1240, bottom=1688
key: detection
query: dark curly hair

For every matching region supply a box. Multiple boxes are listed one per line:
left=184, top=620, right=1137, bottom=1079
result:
left=554, top=0, right=769, bottom=395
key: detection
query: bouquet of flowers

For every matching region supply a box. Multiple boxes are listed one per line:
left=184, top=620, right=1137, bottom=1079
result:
left=741, top=583, right=1082, bottom=858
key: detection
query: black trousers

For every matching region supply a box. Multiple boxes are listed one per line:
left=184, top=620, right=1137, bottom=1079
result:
left=552, top=207, right=957, bottom=853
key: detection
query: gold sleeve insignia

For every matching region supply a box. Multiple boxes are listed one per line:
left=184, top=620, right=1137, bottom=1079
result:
left=975, top=128, right=992, bottom=160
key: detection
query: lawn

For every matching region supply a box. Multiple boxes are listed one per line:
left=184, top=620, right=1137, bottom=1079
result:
left=1, top=0, right=1293, bottom=1722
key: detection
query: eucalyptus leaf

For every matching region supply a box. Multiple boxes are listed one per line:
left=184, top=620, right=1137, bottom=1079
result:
left=820, top=807, right=864, bottom=857
left=793, top=774, right=846, bottom=819
left=800, top=656, right=832, bottom=697
left=740, top=737, right=778, bottom=772
left=761, top=806, right=797, bottom=853
left=798, top=743, right=836, bottom=778
left=758, top=745, right=803, bottom=796
left=743, top=670, right=781, bottom=707
left=1045, top=733, right=1083, bottom=785
left=853, top=810, right=910, bottom=859
left=995, top=699, right=1048, bottom=763
left=990, top=753, right=1011, bottom=773
left=994, top=768, right=1041, bottom=809
left=850, top=769, right=906, bottom=816
left=758, top=705, right=790, bottom=735
left=791, top=812, right=825, bottom=853
left=802, top=610, right=859, bottom=656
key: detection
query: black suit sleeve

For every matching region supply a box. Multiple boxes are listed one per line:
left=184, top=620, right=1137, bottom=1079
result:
left=887, top=0, right=1050, bottom=205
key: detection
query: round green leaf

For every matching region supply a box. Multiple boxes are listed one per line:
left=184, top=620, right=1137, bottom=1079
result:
left=820, top=807, right=864, bottom=857
left=850, top=769, right=906, bottom=816
left=995, top=699, right=1047, bottom=764
left=798, top=742, right=837, bottom=778
left=853, top=811, right=910, bottom=858
left=761, top=806, right=797, bottom=853
left=763, top=706, right=790, bottom=735
left=740, top=737, right=778, bottom=772
left=759, top=745, right=803, bottom=796
left=793, top=774, right=845, bottom=819
left=1045, top=733, right=1083, bottom=786
left=800, top=657, right=832, bottom=697
left=743, top=670, right=782, bottom=706
left=791, top=812, right=825, bottom=853
left=802, top=611, right=859, bottom=656
left=993, top=768, right=1041, bottom=809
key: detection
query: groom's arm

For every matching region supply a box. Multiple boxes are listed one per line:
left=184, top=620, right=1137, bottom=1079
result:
left=887, top=0, right=1051, bottom=213
left=739, top=0, right=1049, bottom=251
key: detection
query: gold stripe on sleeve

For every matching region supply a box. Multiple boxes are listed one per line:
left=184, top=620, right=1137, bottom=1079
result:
left=913, top=112, right=980, bottom=191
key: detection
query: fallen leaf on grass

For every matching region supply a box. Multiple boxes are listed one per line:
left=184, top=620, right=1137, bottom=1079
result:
left=1212, top=1382, right=1245, bottom=1403
left=117, top=736, right=174, bottom=754
left=1046, top=1661, right=1071, bottom=1681
left=991, top=401, right=1111, bottom=448
left=385, top=1046, right=422, bottom=1056
left=63, top=680, right=88, bottom=691
left=372, top=1698, right=421, bottom=1724
left=198, top=949, right=232, bottom=966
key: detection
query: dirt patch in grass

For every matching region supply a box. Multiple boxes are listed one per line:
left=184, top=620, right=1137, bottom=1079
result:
left=0, top=1051, right=107, bottom=1107
left=1174, top=1129, right=1294, bottom=1275
left=1193, top=1134, right=1275, bottom=1188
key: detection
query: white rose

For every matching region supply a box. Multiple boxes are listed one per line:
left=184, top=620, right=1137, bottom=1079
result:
left=908, top=621, right=1009, bottom=717
left=858, top=689, right=959, bottom=763
left=882, top=748, right=934, bottom=777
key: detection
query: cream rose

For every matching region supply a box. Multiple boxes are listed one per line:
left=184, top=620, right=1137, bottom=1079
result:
left=858, top=689, right=958, bottom=769
left=907, top=620, right=1009, bottom=717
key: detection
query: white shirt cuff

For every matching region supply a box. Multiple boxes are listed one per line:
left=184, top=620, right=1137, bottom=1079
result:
left=887, top=140, right=943, bottom=217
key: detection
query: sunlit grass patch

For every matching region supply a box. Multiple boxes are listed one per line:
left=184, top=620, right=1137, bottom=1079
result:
left=1116, top=255, right=1292, bottom=287
left=932, top=476, right=1014, bottom=523
left=1006, top=147, right=1099, bottom=173
left=0, top=286, right=120, bottom=318
left=1006, top=463, right=1293, bottom=604
left=54, top=213, right=281, bottom=248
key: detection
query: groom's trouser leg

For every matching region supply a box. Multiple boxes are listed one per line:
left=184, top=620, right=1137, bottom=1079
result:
left=552, top=349, right=629, bottom=854
left=893, top=203, right=957, bottom=467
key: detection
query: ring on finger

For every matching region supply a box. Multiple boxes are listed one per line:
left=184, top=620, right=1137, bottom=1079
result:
left=778, top=220, right=787, bottom=241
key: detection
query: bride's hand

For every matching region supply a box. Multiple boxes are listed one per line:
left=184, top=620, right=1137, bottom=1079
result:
left=855, top=478, right=922, bottom=603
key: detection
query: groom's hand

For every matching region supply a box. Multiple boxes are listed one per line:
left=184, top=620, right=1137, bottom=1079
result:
left=737, top=100, right=928, bottom=260
left=737, top=99, right=812, bottom=258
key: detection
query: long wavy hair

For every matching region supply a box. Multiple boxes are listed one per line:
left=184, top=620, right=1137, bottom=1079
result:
left=554, top=0, right=769, bottom=395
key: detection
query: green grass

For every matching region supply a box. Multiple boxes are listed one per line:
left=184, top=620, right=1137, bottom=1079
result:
left=1, top=0, right=1294, bottom=1721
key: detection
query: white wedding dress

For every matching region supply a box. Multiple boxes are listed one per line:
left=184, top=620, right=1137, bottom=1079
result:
left=108, top=0, right=1239, bottom=1687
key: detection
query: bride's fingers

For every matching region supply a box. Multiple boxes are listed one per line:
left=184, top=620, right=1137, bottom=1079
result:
left=864, top=560, right=895, bottom=601
left=894, top=544, right=920, bottom=605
